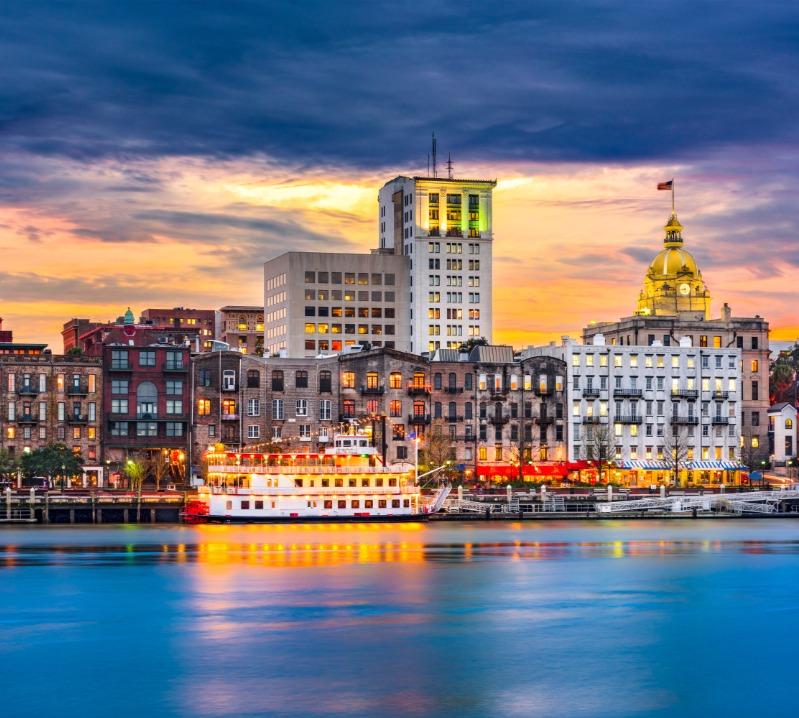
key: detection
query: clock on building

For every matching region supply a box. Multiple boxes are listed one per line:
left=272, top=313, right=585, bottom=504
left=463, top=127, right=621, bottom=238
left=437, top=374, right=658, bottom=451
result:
left=679, top=283, right=691, bottom=296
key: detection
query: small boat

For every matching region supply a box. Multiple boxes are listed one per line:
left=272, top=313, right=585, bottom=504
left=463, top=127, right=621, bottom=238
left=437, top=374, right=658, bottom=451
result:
left=189, top=434, right=448, bottom=523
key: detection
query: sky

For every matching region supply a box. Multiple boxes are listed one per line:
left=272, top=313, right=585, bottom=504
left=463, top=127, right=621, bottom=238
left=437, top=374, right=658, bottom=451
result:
left=2, top=1, right=799, bottom=350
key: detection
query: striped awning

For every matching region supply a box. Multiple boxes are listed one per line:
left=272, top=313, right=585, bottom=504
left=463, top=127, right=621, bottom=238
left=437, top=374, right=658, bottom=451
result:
left=686, top=461, right=745, bottom=470
left=618, top=460, right=745, bottom=471
left=618, top=460, right=670, bottom=469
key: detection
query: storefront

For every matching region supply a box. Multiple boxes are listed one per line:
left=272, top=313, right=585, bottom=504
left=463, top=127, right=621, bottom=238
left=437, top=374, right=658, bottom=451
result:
left=616, top=460, right=746, bottom=487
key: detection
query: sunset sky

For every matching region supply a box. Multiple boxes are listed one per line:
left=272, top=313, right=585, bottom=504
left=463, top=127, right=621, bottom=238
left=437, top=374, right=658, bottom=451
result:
left=2, top=2, right=799, bottom=350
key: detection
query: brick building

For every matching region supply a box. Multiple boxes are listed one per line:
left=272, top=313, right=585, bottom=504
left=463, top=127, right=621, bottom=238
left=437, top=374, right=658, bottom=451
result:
left=141, top=307, right=216, bottom=351
left=219, top=306, right=264, bottom=356
left=78, top=311, right=194, bottom=480
left=0, top=353, right=104, bottom=485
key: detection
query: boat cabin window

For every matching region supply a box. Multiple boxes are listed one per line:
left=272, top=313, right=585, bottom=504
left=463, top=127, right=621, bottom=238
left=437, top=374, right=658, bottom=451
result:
left=321, top=479, right=329, bottom=487
left=361, top=478, right=369, bottom=486
left=255, top=501, right=264, bottom=510
left=378, top=500, right=387, bottom=508
left=324, top=500, right=333, bottom=509
left=335, top=478, right=343, bottom=488
left=348, top=478, right=357, bottom=487
left=294, top=479, right=303, bottom=487
left=241, top=501, right=250, bottom=510
left=337, top=500, right=347, bottom=509
left=389, top=478, right=397, bottom=487
left=352, top=500, right=360, bottom=509
left=365, top=500, right=374, bottom=509
left=375, top=478, right=384, bottom=487
left=392, top=499, right=400, bottom=508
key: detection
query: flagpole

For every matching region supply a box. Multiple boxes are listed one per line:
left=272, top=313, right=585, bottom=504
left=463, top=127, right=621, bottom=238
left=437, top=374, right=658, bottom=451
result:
left=672, top=177, right=675, bottom=214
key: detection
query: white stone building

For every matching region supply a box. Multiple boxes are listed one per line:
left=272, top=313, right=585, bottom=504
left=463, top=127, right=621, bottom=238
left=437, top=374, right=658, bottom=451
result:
left=377, top=175, right=495, bottom=354
left=526, top=334, right=744, bottom=485
left=768, top=403, right=797, bottom=464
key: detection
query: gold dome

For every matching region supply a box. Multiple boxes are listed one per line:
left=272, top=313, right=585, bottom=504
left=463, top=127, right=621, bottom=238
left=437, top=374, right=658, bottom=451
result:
left=647, top=247, right=700, bottom=278
left=635, top=213, right=711, bottom=319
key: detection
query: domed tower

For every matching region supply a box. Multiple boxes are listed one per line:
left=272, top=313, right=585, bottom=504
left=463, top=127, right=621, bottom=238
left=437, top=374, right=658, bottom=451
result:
left=635, top=213, right=711, bottom=319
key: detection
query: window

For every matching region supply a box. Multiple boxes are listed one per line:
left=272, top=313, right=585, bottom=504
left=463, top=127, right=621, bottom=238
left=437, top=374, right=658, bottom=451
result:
left=137, top=422, right=157, bottom=437
left=271, top=371, right=284, bottom=392
left=342, top=371, right=355, bottom=389
left=166, top=422, right=183, bottom=437
left=222, top=370, right=236, bottom=391
left=247, top=399, right=260, bottom=416
left=247, top=370, right=260, bottom=388
left=111, top=379, right=128, bottom=394
left=165, top=351, right=183, bottom=370
left=752, top=381, right=759, bottom=401
left=271, top=399, right=284, bottom=420
left=320, top=399, right=331, bottom=421
left=166, top=400, right=183, bottom=415
left=139, top=350, right=156, bottom=367
left=222, top=399, right=237, bottom=417
left=111, top=399, right=129, bottom=414
left=166, top=380, right=182, bottom=395
left=296, top=399, right=308, bottom=417
left=199, top=369, right=212, bottom=387
left=111, top=350, right=129, bottom=369
left=751, top=359, right=759, bottom=373
left=197, top=399, right=211, bottom=416
left=247, top=425, right=260, bottom=439
left=110, top=422, right=128, bottom=437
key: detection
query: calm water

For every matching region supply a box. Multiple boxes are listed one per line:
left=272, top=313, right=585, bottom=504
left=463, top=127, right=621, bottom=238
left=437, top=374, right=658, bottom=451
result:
left=1, top=521, right=798, bottom=718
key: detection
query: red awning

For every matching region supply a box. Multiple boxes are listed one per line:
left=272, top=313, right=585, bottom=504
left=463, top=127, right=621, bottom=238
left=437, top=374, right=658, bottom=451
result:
left=477, top=463, right=569, bottom=479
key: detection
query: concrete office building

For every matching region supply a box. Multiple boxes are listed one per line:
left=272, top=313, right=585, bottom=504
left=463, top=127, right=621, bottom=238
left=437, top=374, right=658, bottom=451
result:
left=263, top=252, right=410, bottom=357
left=378, top=175, right=495, bottom=354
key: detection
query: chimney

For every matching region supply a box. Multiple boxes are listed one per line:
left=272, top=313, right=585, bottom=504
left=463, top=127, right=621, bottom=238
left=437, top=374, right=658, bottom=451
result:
left=722, top=303, right=732, bottom=322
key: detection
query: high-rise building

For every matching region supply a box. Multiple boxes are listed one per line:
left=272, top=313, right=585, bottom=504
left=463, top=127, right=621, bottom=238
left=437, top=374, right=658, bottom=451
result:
left=582, top=211, right=770, bottom=463
left=262, top=253, right=410, bottom=357
left=377, top=175, right=495, bottom=354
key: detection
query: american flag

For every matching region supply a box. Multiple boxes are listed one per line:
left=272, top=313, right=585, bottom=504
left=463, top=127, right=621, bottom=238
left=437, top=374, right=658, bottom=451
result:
left=657, top=180, right=673, bottom=190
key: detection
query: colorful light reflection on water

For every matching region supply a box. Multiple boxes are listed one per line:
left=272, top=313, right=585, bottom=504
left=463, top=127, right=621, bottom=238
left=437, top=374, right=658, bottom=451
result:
left=1, top=520, right=798, bottom=718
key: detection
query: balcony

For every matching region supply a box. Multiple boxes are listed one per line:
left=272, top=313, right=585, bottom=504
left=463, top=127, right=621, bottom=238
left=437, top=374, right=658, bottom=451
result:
left=135, top=412, right=159, bottom=421
left=582, top=416, right=606, bottom=424
left=490, top=413, right=509, bottom=425
left=67, top=383, right=88, bottom=396
left=671, top=389, right=699, bottom=400
left=615, top=415, right=643, bottom=424
left=109, top=362, right=133, bottom=372
left=444, top=415, right=464, bottom=422
left=443, top=386, right=463, bottom=394
left=583, top=387, right=601, bottom=398
left=17, top=384, right=39, bottom=396
left=428, top=228, right=440, bottom=237
left=221, top=413, right=239, bottom=421
left=613, top=388, right=643, bottom=398
left=712, top=391, right=730, bottom=400
left=17, top=413, right=38, bottom=425
left=537, top=415, right=555, bottom=425
left=672, top=416, right=699, bottom=425
left=407, top=384, right=431, bottom=396
left=163, top=363, right=187, bottom=373
left=712, top=416, right=731, bottom=425
left=67, top=414, right=88, bottom=425
left=445, top=229, right=463, bottom=238
left=408, top=414, right=431, bottom=425
left=359, top=385, right=385, bottom=395
left=535, top=385, right=552, bottom=396
left=221, top=383, right=237, bottom=393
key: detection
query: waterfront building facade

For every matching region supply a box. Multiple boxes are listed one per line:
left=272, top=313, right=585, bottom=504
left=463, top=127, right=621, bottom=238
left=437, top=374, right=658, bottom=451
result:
left=263, top=253, right=410, bottom=357
left=0, top=353, right=104, bottom=485
left=583, top=212, right=770, bottom=463
left=378, top=176, right=495, bottom=354
left=79, top=311, right=192, bottom=478
left=527, top=334, right=743, bottom=486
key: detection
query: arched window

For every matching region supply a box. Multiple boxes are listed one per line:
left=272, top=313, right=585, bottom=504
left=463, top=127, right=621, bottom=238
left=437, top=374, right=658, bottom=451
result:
left=136, top=381, right=158, bottom=419
left=786, top=419, right=793, bottom=430
left=319, top=370, right=332, bottom=393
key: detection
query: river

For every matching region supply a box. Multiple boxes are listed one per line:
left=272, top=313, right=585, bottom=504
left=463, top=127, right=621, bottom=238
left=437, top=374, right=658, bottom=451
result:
left=1, top=520, right=798, bottom=717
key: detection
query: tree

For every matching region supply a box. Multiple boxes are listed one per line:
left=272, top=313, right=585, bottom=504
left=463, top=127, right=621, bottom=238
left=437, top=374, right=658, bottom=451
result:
left=419, top=420, right=455, bottom=482
left=770, top=359, right=795, bottom=404
left=145, top=450, right=170, bottom=491
left=125, top=458, right=147, bottom=521
left=740, top=431, right=766, bottom=483
left=0, top=449, right=19, bottom=483
left=586, top=426, right=611, bottom=484
left=662, top=428, right=690, bottom=487
left=458, top=337, right=488, bottom=353
left=21, top=444, right=83, bottom=488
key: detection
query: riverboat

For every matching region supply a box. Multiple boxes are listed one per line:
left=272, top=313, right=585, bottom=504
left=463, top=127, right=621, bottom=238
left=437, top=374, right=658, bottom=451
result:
left=188, top=434, right=448, bottom=522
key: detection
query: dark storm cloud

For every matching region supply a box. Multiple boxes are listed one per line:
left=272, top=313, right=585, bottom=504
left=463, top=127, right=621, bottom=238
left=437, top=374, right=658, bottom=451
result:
left=2, top=1, right=799, bottom=168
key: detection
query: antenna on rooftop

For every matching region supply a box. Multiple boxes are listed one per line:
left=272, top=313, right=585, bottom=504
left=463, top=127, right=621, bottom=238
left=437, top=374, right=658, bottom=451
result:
left=431, top=132, right=437, bottom=178
left=447, top=152, right=454, bottom=179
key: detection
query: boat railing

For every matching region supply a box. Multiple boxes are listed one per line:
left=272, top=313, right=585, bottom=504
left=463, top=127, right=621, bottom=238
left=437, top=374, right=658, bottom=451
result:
left=202, top=485, right=419, bottom=496
left=206, top=464, right=405, bottom=475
